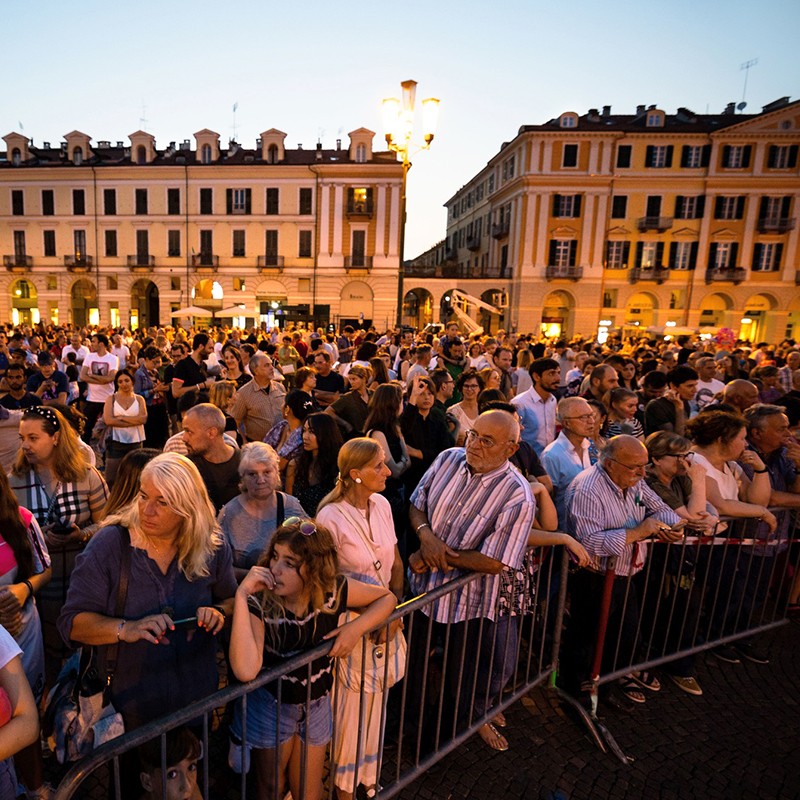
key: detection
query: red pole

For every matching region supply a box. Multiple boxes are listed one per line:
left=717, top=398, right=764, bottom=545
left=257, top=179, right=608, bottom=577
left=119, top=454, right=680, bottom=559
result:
left=589, top=559, right=616, bottom=716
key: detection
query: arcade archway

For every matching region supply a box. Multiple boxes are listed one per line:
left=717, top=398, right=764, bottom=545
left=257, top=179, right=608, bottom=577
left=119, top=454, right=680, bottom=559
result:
left=403, top=288, right=434, bottom=329
left=130, top=279, right=159, bottom=331
left=71, top=279, right=98, bottom=328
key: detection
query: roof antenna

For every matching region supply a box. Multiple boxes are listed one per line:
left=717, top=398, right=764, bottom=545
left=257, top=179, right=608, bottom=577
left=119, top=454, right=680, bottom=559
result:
left=232, top=102, right=239, bottom=141
left=740, top=58, right=758, bottom=108
left=139, top=99, right=149, bottom=132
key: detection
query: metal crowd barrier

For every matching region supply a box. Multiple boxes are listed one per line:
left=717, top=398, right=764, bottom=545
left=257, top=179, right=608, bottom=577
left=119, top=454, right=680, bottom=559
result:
left=53, top=545, right=569, bottom=800
left=560, top=510, right=799, bottom=763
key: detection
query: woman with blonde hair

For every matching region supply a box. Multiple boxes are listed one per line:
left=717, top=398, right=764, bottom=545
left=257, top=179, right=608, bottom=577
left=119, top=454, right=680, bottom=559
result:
left=209, top=379, right=242, bottom=445
left=478, top=366, right=502, bottom=393
left=58, top=453, right=237, bottom=731
left=317, top=438, right=403, bottom=800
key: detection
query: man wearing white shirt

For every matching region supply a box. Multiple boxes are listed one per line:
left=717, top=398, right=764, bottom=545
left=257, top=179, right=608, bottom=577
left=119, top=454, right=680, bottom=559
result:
left=110, top=333, right=131, bottom=370
left=80, top=333, right=119, bottom=443
left=511, top=357, right=559, bottom=455
left=694, top=357, right=725, bottom=410
left=61, top=332, right=90, bottom=370
left=542, top=397, right=596, bottom=529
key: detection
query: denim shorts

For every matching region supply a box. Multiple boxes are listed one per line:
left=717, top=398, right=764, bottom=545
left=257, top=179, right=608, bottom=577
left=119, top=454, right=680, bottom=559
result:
left=231, top=687, right=332, bottom=749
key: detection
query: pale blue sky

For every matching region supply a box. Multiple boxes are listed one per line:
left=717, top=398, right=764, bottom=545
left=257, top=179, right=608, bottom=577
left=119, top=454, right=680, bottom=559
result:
left=3, top=0, right=798, bottom=257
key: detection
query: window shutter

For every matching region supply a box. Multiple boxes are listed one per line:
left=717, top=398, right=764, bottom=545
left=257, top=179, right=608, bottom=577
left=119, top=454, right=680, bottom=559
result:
left=622, top=241, right=630, bottom=267
left=680, top=146, right=689, bottom=168
left=548, top=240, right=557, bottom=267
left=568, top=240, right=577, bottom=267
left=245, top=188, right=252, bottom=215
left=736, top=196, right=746, bottom=219
left=367, top=188, right=373, bottom=205
left=781, top=196, right=792, bottom=218
left=616, top=145, right=631, bottom=169
left=573, top=195, right=582, bottom=217
left=689, top=242, right=699, bottom=270
left=552, top=194, right=561, bottom=216
left=347, top=188, right=354, bottom=206
left=742, top=145, right=752, bottom=168
left=226, top=189, right=233, bottom=214
left=730, top=242, right=739, bottom=267
left=752, top=243, right=762, bottom=270
left=701, top=145, right=712, bottom=167
left=722, top=145, right=731, bottom=168
left=789, top=145, right=799, bottom=168
left=665, top=145, right=674, bottom=167
left=645, top=146, right=654, bottom=168
left=668, top=242, right=677, bottom=268
left=605, top=241, right=613, bottom=265
left=674, top=196, right=684, bottom=219
left=758, top=197, right=769, bottom=219
left=714, top=196, right=724, bottom=219
left=696, top=195, right=706, bottom=219
left=635, top=242, right=644, bottom=268
left=775, top=242, right=784, bottom=270
left=656, top=242, right=665, bottom=267
left=708, top=242, right=718, bottom=268
left=767, top=146, right=777, bottom=169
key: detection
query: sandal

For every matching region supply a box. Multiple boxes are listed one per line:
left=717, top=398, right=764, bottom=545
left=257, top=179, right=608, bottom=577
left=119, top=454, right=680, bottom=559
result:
left=617, top=676, right=646, bottom=704
left=627, top=670, right=661, bottom=692
left=477, top=722, right=509, bottom=751
left=492, top=711, right=507, bottom=728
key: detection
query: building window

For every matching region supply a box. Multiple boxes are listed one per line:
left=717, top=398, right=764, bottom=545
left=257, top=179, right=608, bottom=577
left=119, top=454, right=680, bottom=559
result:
left=616, top=145, right=632, bottom=169
left=267, top=144, right=279, bottom=164
left=171, top=277, right=181, bottom=291
left=675, top=195, right=705, bottom=219
left=168, top=230, right=181, bottom=257
left=266, top=188, right=279, bottom=215
left=104, top=189, right=116, bottom=215
left=348, top=187, right=372, bottom=214
left=760, top=196, right=786, bottom=222
left=11, top=148, right=21, bottom=166
left=502, top=156, right=515, bottom=182
left=136, top=230, right=149, bottom=259
left=136, top=146, right=147, bottom=165
left=711, top=242, right=734, bottom=268
left=233, top=230, right=246, bottom=257
left=73, top=147, right=83, bottom=166
left=722, top=145, right=751, bottom=169
left=42, top=190, right=55, bottom=216
left=11, top=190, right=24, bottom=216
left=13, top=231, right=26, bottom=257
left=560, top=114, right=577, bottom=128
left=606, top=241, right=629, bottom=269
left=73, top=230, right=87, bottom=261
left=265, top=229, right=278, bottom=258
left=228, top=188, right=251, bottom=214
left=105, top=230, right=118, bottom=257
left=461, top=198, right=467, bottom=213
left=682, top=146, right=703, bottom=168
left=200, top=188, right=213, bottom=215
left=753, top=242, right=781, bottom=272
left=646, top=113, right=663, bottom=127
left=43, top=230, right=56, bottom=257
left=603, top=290, right=616, bottom=308
left=645, top=145, right=673, bottom=168
left=488, top=174, right=495, bottom=193
left=671, top=242, right=694, bottom=270
left=167, top=188, right=180, bottom=215
left=199, top=230, right=213, bottom=256
left=714, top=196, right=745, bottom=220
left=201, top=144, right=212, bottom=164
left=640, top=242, right=658, bottom=268
left=476, top=183, right=484, bottom=201
left=355, top=143, right=367, bottom=163
left=552, top=194, right=581, bottom=218
left=135, top=189, right=148, bottom=215
left=552, top=239, right=574, bottom=267
left=299, top=188, right=313, bottom=215
left=351, top=230, right=366, bottom=267
left=767, top=145, right=798, bottom=169
left=298, top=230, right=312, bottom=258
left=562, top=144, right=578, bottom=168
left=611, top=196, right=627, bottom=218
left=73, top=189, right=86, bottom=216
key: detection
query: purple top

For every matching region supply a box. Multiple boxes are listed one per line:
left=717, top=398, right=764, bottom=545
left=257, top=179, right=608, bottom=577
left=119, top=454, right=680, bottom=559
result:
left=57, top=525, right=236, bottom=730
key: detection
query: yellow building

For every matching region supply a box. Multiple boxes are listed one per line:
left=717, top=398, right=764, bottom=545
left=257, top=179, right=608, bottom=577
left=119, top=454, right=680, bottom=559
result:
left=0, top=127, right=404, bottom=329
left=406, top=97, right=800, bottom=342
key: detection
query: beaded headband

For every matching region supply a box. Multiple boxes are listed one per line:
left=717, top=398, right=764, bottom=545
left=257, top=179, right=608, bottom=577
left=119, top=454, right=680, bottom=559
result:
left=24, top=405, right=61, bottom=431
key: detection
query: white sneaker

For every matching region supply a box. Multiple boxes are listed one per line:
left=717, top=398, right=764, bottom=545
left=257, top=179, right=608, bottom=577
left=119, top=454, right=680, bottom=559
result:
left=228, top=737, right=251, bottom=774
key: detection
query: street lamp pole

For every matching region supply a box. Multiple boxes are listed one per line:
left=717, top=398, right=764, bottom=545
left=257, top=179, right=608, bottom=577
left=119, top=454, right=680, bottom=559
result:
left=382, top=80, right=439, bottom=328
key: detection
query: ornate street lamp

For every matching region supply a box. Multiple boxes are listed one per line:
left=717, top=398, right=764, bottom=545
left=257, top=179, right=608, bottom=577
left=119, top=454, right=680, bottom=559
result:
left=382, top=80, right=439, bottom=327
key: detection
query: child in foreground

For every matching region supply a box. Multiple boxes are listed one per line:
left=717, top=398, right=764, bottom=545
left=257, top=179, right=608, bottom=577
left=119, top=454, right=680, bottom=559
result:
left=229, top=517, right=396, bottom=800
left=138, top=727, right=202, bottom=800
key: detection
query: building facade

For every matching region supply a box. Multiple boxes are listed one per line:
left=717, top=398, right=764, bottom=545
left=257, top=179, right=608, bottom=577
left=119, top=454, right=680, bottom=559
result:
left=0, top=127, right=404, bottom=330
left=406, top=97, right=800, bottom=342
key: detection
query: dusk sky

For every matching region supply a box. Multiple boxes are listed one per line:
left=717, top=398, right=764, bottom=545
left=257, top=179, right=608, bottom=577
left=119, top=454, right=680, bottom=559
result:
left=3, top=0, right=798, bottom=258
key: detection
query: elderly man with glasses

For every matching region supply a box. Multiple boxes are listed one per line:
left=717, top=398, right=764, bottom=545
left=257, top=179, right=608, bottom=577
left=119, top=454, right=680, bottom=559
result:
left=561, top=435, right=683, bottom=711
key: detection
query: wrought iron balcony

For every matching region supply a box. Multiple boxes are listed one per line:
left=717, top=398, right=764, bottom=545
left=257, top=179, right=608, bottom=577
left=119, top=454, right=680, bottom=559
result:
left=127, top=255, right=155, bottom=271
left=628, top=266, right=670, bottom=284
left=191, top=253, right=219, bottom=270
left=405, top=263, right=437, bottom=278
left=257, top=255, right=285, bottom=272
left=466, top=234, right=481, bottom=251
left=344, top=255, right=373, bottom=272
left=636, top=216, right=674, bottom=232
left=444, top=247, right=458, bottom=262
left=3, top=255, right=32, bottom=270
left=545, top=265, right=583, bottom=281
left=491, top=219, right=510, bottom=239
left=64, top=255, right=93, bottom=271
left=705, top=267, right=746, bottom=284
left=346, top=199, right=374, bottom=217
left=756, top=216, right=796, bottom=233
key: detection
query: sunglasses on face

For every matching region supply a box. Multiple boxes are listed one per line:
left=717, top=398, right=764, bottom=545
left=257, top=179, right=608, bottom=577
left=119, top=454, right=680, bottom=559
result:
left=283, top=516, right=316, bottom=536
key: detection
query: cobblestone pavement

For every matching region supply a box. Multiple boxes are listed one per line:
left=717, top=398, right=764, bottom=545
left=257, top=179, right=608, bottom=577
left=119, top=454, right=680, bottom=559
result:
left=396, top=624, right=800, bottom=800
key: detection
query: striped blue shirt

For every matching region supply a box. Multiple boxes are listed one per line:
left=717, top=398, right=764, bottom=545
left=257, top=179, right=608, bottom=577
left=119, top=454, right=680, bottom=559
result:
left=409, top=448, right=535, bottom=623
left=565, top=463, right=679, bottom=576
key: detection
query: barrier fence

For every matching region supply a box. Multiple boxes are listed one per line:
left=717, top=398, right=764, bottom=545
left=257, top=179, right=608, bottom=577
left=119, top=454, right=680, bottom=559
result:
left=53, top=545, right=568, bottom=800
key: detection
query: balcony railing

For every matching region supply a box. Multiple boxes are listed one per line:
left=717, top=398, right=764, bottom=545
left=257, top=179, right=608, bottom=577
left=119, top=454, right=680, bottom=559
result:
left=64, top=255, right=93, bottom=271
left=491, top=219, right=510, bottom=239
left=405, top=263, right=437, bottom=278
left=444, top=247, right=458, bottom=263
left=3, top=255, right=32, bottom=270
left=705, top=267, right=746, bottom=284
left=127, top=255, right=155, bottom=270
left=257, top=255, right=285, bottom=272
left=636, top=216, right=674, bottom=232
left=545, top=265, right=583, bottom=280
left=344, top=255, right=373, bottom=272
left=628, top=266, right=670, bottom=284
left=346, top=199, right=374, bottom=217
left=756, top=216, right=796, bottom=233
left=191, top=254, right=219, bottom=270
left=466, top=234, right=481, bottom=251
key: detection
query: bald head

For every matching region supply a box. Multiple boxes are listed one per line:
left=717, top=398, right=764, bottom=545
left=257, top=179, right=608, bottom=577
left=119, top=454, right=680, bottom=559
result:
left=601, top=435, right=646, bottom=464
left=557, top=396, right=591, bottom=423
left=466, top=410, right=520, bottom=474
left=476, top=409, right=520, bottom=443
left=723, top=379, right=759, bottom=412
left=600, top=435, right=649, bottom=489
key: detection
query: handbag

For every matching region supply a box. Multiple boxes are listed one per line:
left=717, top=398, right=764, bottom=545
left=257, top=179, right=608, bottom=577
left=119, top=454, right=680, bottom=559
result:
left=43, top=527, right=131, bottom=763
left=334, top=503, right=406, bottom=694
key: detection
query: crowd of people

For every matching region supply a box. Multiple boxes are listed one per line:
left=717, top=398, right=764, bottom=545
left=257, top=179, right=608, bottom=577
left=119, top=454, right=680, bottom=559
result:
left=0, top=319, right=798, bottom=799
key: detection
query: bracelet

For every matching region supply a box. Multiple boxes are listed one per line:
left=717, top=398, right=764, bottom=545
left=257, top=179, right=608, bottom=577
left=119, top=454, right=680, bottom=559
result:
left=753, top=468, right=768, bottom=474
left=22, top=579, right=34, bottom=601
left=116, top=620, right=126, bottom=642
left=212, top=605, right=226, bottom=619
left=415, top=523, right=431, bottom=534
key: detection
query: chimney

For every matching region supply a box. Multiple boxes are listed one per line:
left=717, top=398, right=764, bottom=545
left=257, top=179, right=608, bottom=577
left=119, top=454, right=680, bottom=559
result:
left=116, top=141, right=124, bottom=147
left=43, top=142, right=50, bottom=148
left=297, top=143, right=303, bottom=150
left=724, top=102, right=736, bottom=115
left=648, top=104, right=656, bottom=110
left=602, top=105, right=611, bottom=117
left=336, top=138, right=342, bottom=150
left=587, top=108, right=600, bottom=121
left=636, top=105, right=645, bottom=116
left=316, top=142, right=322, bottom=160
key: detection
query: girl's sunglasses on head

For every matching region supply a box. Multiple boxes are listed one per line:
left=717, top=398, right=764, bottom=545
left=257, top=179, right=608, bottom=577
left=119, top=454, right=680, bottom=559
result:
left=284, top=516, right=317, bottom=536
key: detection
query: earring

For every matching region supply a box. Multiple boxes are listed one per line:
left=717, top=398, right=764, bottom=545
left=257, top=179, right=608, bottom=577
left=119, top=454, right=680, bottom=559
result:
left=355, top=477, right=362, bottom=484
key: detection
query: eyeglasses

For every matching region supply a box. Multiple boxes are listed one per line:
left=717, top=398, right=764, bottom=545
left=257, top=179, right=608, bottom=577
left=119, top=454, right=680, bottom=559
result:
left=563, top=414, right=595, bottom=423
left=465, top=429, right=513, bottom=449
left=666, top=452, right=693, bottom=461
left=608, top=458, right=647, bottom=474
left=283, top=516, right=317, bottom=536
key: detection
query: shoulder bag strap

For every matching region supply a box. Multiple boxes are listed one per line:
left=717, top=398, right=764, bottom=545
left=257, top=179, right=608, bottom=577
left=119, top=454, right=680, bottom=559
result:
left=276, top=492, right=285, bottom=528
left=102, top=526, right=132, bottom=702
